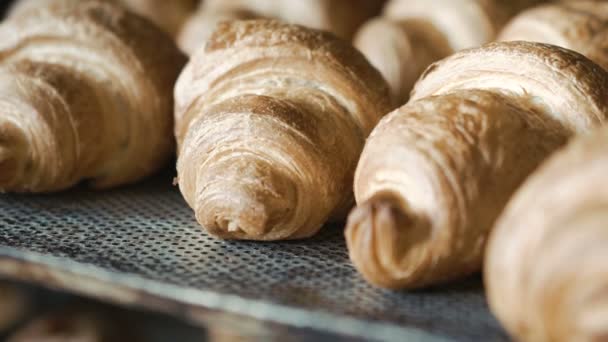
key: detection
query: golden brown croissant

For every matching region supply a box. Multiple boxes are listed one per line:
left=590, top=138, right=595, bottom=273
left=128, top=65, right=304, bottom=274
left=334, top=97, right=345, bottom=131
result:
left=500, top=0, right=608, bottom=70
left=485, top=125, right=608, bottom=342
left=9, top=0, right=198, bottom=37
left=345, top=41, right=608, bottom=289
left=0, top=1, right=186, bottom=192
left=175, top=20, right=391, bottom=240
left=354, top=0, right=545, bottom=105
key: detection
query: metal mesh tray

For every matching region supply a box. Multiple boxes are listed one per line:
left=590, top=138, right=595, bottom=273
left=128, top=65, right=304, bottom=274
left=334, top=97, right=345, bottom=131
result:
left=0, top=172, right=507, bottom=341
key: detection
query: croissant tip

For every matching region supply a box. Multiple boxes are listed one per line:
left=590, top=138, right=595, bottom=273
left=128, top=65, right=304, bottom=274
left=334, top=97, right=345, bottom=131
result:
left=346, top=193, right=415, bottom=242
left=218, top=203, right=270, bottom=238
left=196, top=190, right=277, bottom=240
left=346, top=193, right=432, bottom=289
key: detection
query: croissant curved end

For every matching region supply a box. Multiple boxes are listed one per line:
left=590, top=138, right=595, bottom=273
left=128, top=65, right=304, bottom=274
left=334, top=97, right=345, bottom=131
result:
left=194, top=164, right=298, bottom=241
left=345, top=192, right=432, bottom=289
left=199, top=191, right=270, bottom=238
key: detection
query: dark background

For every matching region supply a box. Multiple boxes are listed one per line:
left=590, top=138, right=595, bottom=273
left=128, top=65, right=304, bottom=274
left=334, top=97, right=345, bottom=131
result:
left=0, top=0, right=11, bottom=17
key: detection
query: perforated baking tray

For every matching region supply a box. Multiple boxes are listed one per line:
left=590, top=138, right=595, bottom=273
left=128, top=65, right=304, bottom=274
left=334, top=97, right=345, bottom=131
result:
left=0, top=172, right=507, bottom=341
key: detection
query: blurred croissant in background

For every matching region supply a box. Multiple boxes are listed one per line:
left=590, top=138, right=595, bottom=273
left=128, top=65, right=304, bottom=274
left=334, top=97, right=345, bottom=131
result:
left=9, top=0, right=199, bottom=37
left=178, top=0, right=386, bottom=55
left=354, top=0, right=546, bottom=106
left=499, top=0, right=608, bottom=70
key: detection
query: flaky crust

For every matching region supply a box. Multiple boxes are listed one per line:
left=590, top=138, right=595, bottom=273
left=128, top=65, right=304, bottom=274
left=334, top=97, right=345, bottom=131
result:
left=486, top=125, right=608, bottom=342
left=175, top=20, right=391, bottom=240
left=500, top=0, right=608, bottom=70
left=411, top=42, right=608, bottom=132
left=345, top=41, right=608, bottom=289
left=354, top=0, right=544, bottom=106
left=0, top=1, right=186, bottom=192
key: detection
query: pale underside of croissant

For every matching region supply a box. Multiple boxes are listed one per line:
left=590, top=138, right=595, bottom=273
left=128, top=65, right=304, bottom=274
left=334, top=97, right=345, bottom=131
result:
left=500, top=0, right=608, bottom=71
left=354, top=0, right=546, bottom=106
left=345, top=41, right=608, bottom=289
left=175, top=20, right=391, bottom=241
left=0, top=1, right=186, bottom=192
left=9, top=0, right=199, bottom=37
left=486, top=125, right=608, bottom=342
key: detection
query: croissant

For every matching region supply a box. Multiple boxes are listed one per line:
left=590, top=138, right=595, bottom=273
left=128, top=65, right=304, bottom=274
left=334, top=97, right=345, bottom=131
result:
left=499, top=0, right=608, bottom=70
left=186, top=0, right=385, bottom=43
left=485, top=125, right=608, bottom=342
left=0, top=1, right=186, bottom=192
left=345, top=41, right=608, bottom=289
left=174, top=20, right=391, bottom=240
left=9, top=0, right=198, bottom=37
left=354, top=0, right=545, bottom=105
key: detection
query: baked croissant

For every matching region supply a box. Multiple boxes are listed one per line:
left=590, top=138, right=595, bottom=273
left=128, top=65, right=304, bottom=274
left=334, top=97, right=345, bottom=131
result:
left=345, top=41, right=608, bottom=289
left=9, top=0, right=198, bottom=37
left=500, top=0, right=608, bottom=70
left=175, top=20, right=391, bottom=240
left=0, top=0, right=186, bottom=192
left=486, top=125, right=608, bottom=342
left=354, top=0, right=545, bottom=105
